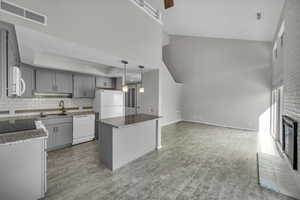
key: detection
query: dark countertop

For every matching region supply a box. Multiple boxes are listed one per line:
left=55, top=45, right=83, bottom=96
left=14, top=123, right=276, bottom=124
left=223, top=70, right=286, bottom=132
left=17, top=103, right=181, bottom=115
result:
left=0, top=111, right=95, bottom=122
left=0, top=128, right=47, bottom=145
left=99, top=114, right=161, bottom=128
left=0, top=111, right=95, bottom=144
left=0, top=118, right=36, bottom=134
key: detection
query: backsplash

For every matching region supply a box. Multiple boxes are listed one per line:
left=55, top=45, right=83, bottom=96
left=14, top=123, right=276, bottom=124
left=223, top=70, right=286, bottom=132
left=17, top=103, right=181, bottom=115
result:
left=0, top=97, right=93, bottom=117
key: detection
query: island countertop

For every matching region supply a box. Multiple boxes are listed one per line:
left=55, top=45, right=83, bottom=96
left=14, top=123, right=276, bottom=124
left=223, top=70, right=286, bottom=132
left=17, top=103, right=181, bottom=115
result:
left=98, top=114, right=161, bottom=128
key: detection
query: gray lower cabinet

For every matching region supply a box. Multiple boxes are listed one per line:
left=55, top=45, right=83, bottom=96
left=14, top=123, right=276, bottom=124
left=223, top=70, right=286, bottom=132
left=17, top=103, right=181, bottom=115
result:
left=42, top=117, right=73, bottom=151
left=20, top=63, right=35, bottom=98
left=73, top=74, right=95, bottom=98
left=96, top=76, right=115, bottom=89
left=36, top=69, right=73, bottom=94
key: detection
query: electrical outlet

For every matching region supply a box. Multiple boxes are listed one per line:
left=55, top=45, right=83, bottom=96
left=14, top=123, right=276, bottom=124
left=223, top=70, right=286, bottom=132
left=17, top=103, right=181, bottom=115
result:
left=149, top=107, right=154, bottom=113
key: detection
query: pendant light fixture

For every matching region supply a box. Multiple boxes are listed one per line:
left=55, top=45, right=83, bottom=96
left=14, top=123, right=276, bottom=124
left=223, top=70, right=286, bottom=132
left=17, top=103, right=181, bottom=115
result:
left=121, top=60, right=128, bottom=92
left=139, top=65, right=145, bottom=93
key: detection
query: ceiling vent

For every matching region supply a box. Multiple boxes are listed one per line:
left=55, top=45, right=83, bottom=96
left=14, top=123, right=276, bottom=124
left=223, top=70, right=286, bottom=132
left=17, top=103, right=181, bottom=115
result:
left=0, top=0, right=47, bottom=25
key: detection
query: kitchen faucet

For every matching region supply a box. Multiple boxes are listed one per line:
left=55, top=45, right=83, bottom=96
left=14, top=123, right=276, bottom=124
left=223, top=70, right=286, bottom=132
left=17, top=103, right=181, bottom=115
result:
left=59, top=100, right=66, bottom=114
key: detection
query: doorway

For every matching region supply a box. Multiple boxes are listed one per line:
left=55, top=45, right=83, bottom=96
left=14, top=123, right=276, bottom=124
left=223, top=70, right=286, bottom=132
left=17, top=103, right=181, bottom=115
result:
left=271, top=86, right=284, bottom=144
left=125, top=84, right=142, bottom=115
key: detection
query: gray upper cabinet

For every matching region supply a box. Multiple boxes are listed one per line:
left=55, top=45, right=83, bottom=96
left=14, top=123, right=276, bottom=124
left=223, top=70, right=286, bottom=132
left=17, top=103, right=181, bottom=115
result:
left=36, top=69, right=73, bottom=94
left=115, top=77, right=123, bottom=90
left=36, top=69, right=55, bottom=93
left=73, top=74, right=95, bottom=98
left=20, top=63, right=35, bottom=98
left=55, top=72, right=73, bottom=93
left=96, top=76, right=115, bottom=89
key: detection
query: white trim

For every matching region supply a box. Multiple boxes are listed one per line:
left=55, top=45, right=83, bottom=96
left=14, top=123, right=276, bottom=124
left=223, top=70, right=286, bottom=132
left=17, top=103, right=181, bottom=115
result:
left=0, top=0, right=47, bottom=26
left=156, top=145, right=162, bottom=150
left=129, top=0, right=162, bottom=25
left=183, top=119, right=257, bottom=132
left=161, top=119, right=182, bottom=127
left=72, top=136, right=95, bottom=145
left=278, top=21, right=285, bottom=38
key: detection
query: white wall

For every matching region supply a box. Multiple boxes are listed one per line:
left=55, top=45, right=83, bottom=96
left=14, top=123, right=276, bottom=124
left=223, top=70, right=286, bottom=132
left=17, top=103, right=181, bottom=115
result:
left=0, top=0, right=162, bottom=68
left=159, top=62, right=183, bottom=126
left=164, top=35, right=272, bottom=131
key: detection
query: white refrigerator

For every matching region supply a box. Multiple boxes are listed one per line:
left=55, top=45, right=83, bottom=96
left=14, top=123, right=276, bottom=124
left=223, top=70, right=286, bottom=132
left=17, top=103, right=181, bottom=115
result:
left=94, top=90, right=125, bottom=138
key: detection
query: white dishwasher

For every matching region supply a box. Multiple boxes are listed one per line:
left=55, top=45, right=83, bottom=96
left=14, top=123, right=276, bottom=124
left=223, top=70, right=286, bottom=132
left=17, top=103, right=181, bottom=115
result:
left=73, top=114, right=95, bottom=145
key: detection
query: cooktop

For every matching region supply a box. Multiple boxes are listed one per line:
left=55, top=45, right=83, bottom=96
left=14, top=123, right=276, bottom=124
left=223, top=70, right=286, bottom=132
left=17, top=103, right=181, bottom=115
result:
left=0, top=119, right=36, bottom=135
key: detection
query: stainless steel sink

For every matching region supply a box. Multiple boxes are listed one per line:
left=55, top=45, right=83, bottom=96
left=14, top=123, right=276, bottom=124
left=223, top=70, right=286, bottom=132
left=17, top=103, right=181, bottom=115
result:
left=39, top=112, right=68, bottom=118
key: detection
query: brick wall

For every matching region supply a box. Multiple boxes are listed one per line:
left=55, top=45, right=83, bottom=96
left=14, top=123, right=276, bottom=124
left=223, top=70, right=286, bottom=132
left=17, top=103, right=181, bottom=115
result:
left=275, top=0, right=300, bottom=171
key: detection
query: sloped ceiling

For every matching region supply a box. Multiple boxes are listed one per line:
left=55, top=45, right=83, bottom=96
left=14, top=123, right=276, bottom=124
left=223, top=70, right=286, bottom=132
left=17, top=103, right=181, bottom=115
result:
left=15, top=25, right=141, bottom=82
left=1, top=0, right=162, bottom=71
left=149, top=0, right=285, bottom=41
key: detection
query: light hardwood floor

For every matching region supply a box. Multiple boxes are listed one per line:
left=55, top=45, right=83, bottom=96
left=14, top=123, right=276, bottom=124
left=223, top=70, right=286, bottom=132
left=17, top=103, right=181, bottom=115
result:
left=46, top=122, right=294, bottom=200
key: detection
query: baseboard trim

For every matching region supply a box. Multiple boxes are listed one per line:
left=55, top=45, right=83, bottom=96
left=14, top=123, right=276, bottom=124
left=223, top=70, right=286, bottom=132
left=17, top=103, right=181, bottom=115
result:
left=161, top=119, right=182, bottom=127
left=182, top=119, right=257, bottom=132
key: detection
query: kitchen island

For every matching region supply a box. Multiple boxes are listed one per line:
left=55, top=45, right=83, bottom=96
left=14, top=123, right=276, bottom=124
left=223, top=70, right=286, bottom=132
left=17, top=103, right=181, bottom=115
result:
left=98, top=114, right=161, bottom=171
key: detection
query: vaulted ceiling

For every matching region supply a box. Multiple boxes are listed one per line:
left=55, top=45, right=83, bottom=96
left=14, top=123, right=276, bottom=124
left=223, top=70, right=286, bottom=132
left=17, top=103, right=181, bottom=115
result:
left=149, top=0, right=285, bottom=41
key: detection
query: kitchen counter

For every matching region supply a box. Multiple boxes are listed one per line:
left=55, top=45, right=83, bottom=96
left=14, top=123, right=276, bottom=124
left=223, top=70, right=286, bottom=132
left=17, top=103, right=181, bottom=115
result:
left=98, top=114, right=160, bottom=128
left=0, top=111, right=95, bottom=122
left=0, top=128, right=47, bottom=145
left=0, top=111, right=94, bottom=145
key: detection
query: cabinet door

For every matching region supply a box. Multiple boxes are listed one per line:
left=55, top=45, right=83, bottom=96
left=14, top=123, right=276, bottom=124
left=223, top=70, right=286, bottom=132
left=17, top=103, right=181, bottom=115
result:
left=55, top=72, right=73, bottom=93
left=20, top=64, right=34, bottom=98
left=55, top=123, right=73, bottom=147
left=73, top=75, right=84, bottom=97
left=86, top=76, right=95, bottom=98
left=45, top=125, right=55, bottom=150
left=96, top=77, right=114, bottom=89
left=74, top=75, right=95, bottom=98
left=115, top=77, right=123, bottom=90
left=36, top=69, right=55, bottom=93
